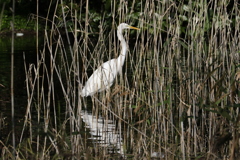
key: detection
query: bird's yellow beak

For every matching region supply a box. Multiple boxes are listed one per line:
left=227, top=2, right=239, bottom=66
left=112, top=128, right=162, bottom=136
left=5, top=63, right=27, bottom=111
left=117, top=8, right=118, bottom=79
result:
left=129, top=26, right=140, bottom=30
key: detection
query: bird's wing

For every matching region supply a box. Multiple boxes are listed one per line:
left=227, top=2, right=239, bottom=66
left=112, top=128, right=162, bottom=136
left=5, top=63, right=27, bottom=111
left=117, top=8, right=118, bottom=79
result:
left=100, top=59, right=118, bottom=85
left=81, top=59, right=118, bottom=96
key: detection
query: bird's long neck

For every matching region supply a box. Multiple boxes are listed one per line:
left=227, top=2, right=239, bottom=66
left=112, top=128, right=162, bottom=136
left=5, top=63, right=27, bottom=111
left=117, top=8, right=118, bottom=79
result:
left=117, top=28, right=128, bottom=71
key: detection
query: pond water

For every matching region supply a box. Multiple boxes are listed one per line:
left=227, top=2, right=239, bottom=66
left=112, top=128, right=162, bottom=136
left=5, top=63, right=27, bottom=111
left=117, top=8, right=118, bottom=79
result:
left=0, top=34, right=40, bottom=145
left=0, top=34, right=124, bottom=158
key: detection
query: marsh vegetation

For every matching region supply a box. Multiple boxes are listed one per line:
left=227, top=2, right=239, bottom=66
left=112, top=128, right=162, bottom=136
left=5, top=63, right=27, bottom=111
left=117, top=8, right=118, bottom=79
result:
left=1, top=0, right=240, bottom=159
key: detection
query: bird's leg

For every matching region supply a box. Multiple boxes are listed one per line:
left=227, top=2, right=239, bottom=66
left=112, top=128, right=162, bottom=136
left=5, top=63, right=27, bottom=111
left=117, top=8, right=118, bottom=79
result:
left=106, top=88, right=113, bottom=103
left=91, top=96, right=96, bottom=112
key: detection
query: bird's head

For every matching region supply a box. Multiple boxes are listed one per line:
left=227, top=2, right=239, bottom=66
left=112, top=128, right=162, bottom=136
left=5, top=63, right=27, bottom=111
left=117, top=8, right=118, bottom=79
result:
left=118, top=23, right=140, bottom=31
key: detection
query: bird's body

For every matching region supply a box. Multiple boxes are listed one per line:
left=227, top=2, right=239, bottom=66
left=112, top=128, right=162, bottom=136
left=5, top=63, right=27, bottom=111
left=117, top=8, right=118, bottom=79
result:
left=81, top=23, right=140, bottom=97
left=81, top=59, right=119, bottom=96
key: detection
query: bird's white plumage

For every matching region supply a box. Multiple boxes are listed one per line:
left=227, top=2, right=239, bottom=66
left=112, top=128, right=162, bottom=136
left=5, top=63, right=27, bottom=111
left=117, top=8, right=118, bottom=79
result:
left=81, top=59, right=118, bottom=96
left=81, top=23, right=139, bottom=97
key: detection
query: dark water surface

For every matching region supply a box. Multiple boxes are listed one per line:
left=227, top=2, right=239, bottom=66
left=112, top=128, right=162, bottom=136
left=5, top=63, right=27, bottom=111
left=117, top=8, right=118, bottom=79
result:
left=0, top=34, right=41, bottom=143
left=0, top=34, right=124, bottom=157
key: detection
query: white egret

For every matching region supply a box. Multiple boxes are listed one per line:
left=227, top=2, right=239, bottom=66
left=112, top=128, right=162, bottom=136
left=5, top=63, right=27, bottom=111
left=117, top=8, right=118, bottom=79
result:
left=81, top=23, right=140, bottom=97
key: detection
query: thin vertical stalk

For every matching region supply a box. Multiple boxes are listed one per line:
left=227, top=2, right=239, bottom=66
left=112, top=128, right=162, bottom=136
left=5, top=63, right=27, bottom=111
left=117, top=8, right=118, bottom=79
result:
left=36, top=0, right=40, bottom=157
left=84, top=0, right=89, bottom=57
left=10, top=0, right=15, bottom=158
left=60, top=0, right=73, bottom=57
left=0, top=2, right=6, bottom=31
left=181, top=122, right=186, bottom=160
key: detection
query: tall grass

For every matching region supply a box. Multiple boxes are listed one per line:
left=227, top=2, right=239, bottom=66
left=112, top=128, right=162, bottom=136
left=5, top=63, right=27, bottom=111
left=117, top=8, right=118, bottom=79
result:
left=1, top=0, right=240, bottom=159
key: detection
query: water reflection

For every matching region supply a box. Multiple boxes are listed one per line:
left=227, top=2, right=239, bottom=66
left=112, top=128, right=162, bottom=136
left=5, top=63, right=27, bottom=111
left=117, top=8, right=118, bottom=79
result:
left=0, top=34, right=125, bottom=158
left=80, top=109, right=124, bottom=156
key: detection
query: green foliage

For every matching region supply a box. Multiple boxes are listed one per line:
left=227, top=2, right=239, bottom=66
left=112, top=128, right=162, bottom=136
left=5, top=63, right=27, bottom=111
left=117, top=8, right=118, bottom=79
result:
left=0, top=14, right=37, bottom=31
